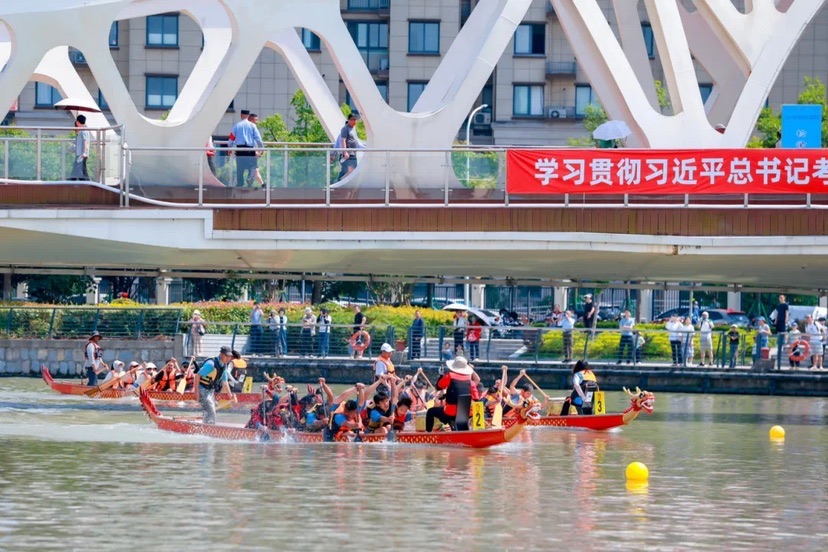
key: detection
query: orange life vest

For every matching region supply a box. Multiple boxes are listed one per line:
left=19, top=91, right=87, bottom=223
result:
left=375, top=356, right=395, bottom=375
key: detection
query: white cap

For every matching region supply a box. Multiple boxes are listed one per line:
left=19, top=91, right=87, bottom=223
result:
left=145, top=362, right=157, bottom=369
left=380, top=343, right=393, bottom=353
left=113, top=360, right=124, bottom=369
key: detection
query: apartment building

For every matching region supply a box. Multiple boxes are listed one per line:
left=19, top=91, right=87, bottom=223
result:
left=9, top=0, right=828, bottom=145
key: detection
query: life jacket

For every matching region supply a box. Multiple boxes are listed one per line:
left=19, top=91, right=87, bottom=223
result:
left=484, top=392, right=500, bottom=415
left=198, top=357, right=228, bottom=391
left=245, top=402, right=267, bottom=429
left=366, top=403, right=392, bottom=431
left=582, top=369, right=597, bottom=383
left=84, top=340, right=102, bottom=366
left=581, top=369, right=599, bottom=393
left=375, top=356, right=395, bottom=375
left=328, top=402, right=358, bottom=441
left=393, top=410, right=409, bottom=431
left=438, top=371, right=472, bottom=417
left=157, top=369, right=177, bottom=391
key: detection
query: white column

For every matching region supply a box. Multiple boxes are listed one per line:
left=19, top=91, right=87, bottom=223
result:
left=155, top=277, right=172, bottom=306
left=820, top=296, right=828, bottom=309
left=471, top=284, right=485, bottom=308
left=638, top=288, right=653, bottom=323
left=553, top=287, right=569, bottom=311
left=727, top=292, right=742, bottom=311
left=2, top=273, right=11, bottom=301
left=85, top=277, right=101, bottom=305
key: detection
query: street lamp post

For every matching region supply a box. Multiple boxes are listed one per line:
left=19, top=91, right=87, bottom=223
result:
left=465, top=103, right=489, bottom=185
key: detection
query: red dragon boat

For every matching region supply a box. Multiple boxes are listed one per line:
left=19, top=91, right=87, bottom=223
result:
left=41, top=365, right=262, bottom=409
left=139, top=391, right=534, bottom=448
left=503, top=387, right=655, bottom=431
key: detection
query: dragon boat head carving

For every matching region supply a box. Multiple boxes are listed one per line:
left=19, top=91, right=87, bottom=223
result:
left=622, top=387, right=655, bottom=414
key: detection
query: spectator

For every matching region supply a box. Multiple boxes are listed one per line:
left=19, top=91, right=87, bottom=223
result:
left=69, top=115, right=90, bottom=181
left=410, top=310, right=425, bottom=359
left=787, top=321, right=803, bottom=368
left=550, top=304, right=563, bottom=327
left=698, top=311, right=714, bottom=367
left=317, top=307, right=332, bottom=359
left=301, top=307, right=316, bottom=358
left=351, top=306, right=367, bottom=359
left=666, top=314, right=683, bottom=366
left=249, top=302, right=263, bottom=354
left=452, top=310, right=467, bottom=356
left=336, top=113, right=362, bottom=182
left=635, top=333, right=645, bottom=364
left=726, top=324, right=740, bottom=368
left=753, top=317, right=770, bottom=362
left=189, top=310, right=206, bottom=357
left=275, top=307, right=288, bottom=357
left=805, top=314, right=824, bottom=370
left=682, top=316, right=695, bottom=366
left=617, top=310, right=634, bottom=364
left=582, top=294, right=596, bottom=332
left=560, top=309, right=575, bottom=363
left=770, top=295, right=789, bottom=364
left=441, top=341, right=454, bottom=362
left=466, top=314, right=482, bottom=361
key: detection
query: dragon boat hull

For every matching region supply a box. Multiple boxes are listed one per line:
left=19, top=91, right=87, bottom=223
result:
left=41, top=366, right=262, bottom=409
left=502, top=413, right=630, bottom=431
left=139, top=391, right=525, bottom=448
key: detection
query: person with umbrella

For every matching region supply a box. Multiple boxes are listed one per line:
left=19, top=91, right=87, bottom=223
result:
left=592, top=120, right=632, bottom=148
left=69, top=115, right=90, bottom=181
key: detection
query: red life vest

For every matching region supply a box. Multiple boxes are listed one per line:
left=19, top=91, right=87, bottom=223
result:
left=437, top=371, right=472, bottom=417
left=157, top=369, right=178, bottom=391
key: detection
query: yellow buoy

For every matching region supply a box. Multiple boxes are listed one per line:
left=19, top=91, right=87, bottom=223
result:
left=626, top=461, right=649, bottom=481
left=769, top=425, right=785, bottom=440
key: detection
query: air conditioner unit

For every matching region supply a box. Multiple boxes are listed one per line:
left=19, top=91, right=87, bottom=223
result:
left=69, top=50, right=87, bottom=64
left=473, top=112, right=492, bottom=125
left=548, top=107, right=567, bottom=119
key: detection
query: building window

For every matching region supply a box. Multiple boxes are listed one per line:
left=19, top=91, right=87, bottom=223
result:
left=699, top=84, right=713, bottom=104
left=407, top=82, right=427, bottom=112
left=409, top=21, right=440, bottom=54
left=642, top=23, right=654, bottom=59
left=514, top=23, right=545, bottom=56
left=575, top=84, right=597, bottom=117
left=347, top=82, right=387, bottom=110
left=98, top=90, right=109, bottom=111
left=146, top=75, right=178, bottom=109
left=146, top=14, right=179, bottom=47
left=347, top=0, right=389, bottom=9
left=348, top=22, right=389, bottom=72
left=302, top=29, right=321, bottom=52
left=34, top=83, right=61, bottom=107
left=513, top=84, right=544, bottom=117
left=109, top=22, right=119, bottom=48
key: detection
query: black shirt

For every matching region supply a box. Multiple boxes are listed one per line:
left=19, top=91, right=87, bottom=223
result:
left=353, top=312, right=365, bottom=334
left=583, top=300, right=596, bottom=327
left=773, top=303, right=789, bottom=332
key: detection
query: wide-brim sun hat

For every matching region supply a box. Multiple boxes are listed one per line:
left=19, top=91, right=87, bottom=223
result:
left=446, top=356, right=473, bottom=375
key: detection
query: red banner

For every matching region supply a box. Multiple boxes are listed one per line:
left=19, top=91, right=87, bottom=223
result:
left=506, top=149, right=828, bottom=195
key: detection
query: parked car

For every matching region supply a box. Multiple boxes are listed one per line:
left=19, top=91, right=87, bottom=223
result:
left=653, top=307, right=694, bottom=323
left=725, top=311, right=750, bottom=328
left=597, top=305, right=623, bottom=322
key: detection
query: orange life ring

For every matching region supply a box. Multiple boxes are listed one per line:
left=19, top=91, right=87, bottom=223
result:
left=789, top=339, right=811, bottom=362
left=349, top=330, right=371, bottom=353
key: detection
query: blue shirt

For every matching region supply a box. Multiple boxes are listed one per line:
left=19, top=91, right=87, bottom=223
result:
left=306, top=411, right=319, bottom=425
left=619, top=317, right=634, bottom=336
left=333, top=413, right=349, bottom=427
left=369, top=409, right=384, bottom=424
left=197, top=358, right=228, bottom=385
left=230, top=119, right=263, bottom=148
left=251, top=308, right=262, bottom=325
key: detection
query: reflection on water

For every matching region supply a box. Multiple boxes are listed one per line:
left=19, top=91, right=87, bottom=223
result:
left=0, top=379, right=827, bottom=550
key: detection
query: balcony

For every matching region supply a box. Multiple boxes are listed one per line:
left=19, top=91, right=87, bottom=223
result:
left=546, top=61, right=577, bottom=76
left=346, top=0, right=390, bottom=13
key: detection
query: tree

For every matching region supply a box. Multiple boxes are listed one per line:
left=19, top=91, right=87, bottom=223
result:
left=749, top=76, right=828, bottom=148
left=12, top=274, right=93, bottom=304
left=566, top=103, right=609, bottom=146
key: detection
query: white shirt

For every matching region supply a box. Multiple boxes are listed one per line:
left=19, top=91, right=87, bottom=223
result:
left=666, top=321, right=683, bottom=341
left=317, top=314, right=331, bottom=334
left=374, top=359, right=388, bottom=376
left=560, top=314, right=575, bottom=330
left=84, top=342, right=103, bottom=370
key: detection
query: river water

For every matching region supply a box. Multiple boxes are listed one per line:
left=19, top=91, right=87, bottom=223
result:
left=0, top=378, right=826, bottom=551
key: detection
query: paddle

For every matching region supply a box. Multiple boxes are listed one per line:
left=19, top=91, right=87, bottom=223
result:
left=176, top=356, right=195, bottom=394
left=522, top=372, right=552, bottom=402
left=492, top=365, right=507, bottom=428
left=84, top=363, right=131, bottom=397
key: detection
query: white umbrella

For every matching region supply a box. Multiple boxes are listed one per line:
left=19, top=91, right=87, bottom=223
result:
left=53, top=97, right=102, bottom=113
left=592, top=120, right=632, bottom=141
left=442, top=302, right=470, bottom=312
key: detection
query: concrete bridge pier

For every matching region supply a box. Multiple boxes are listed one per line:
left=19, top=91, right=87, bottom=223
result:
left=728, top=292, right=742, bottom=312
left=2, top=273, right=10, bottom=301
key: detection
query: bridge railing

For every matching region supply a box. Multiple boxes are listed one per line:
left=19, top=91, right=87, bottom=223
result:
left=0, top=306, right=181, bottom=339
left=0, top=124, right=125, bottom=187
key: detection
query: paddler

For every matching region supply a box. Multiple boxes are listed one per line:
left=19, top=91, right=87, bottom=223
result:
left=559, top=360, right=598, bottom=416
left=328, top=399, right=363, bottom=441
left=100, top=360, right=126, bottom=389
left=194, top=346, right=236, bottom=424
left=83, top=331, right=107, bottom=386
left=149, top=358, right=180, bottom=392
left=425, top=356, right=476, bottom=432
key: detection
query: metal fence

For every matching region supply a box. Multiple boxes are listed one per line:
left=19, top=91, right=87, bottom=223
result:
left=0, top=307, right=182, bottom=339
left=181, top=320, right=812, bottom=370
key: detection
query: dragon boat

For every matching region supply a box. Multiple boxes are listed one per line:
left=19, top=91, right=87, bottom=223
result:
left=41, top=365, right=262, bottom=409
left=139, top=391, right=534, bottom=448
left=502, top=387, right=655, bottom=431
